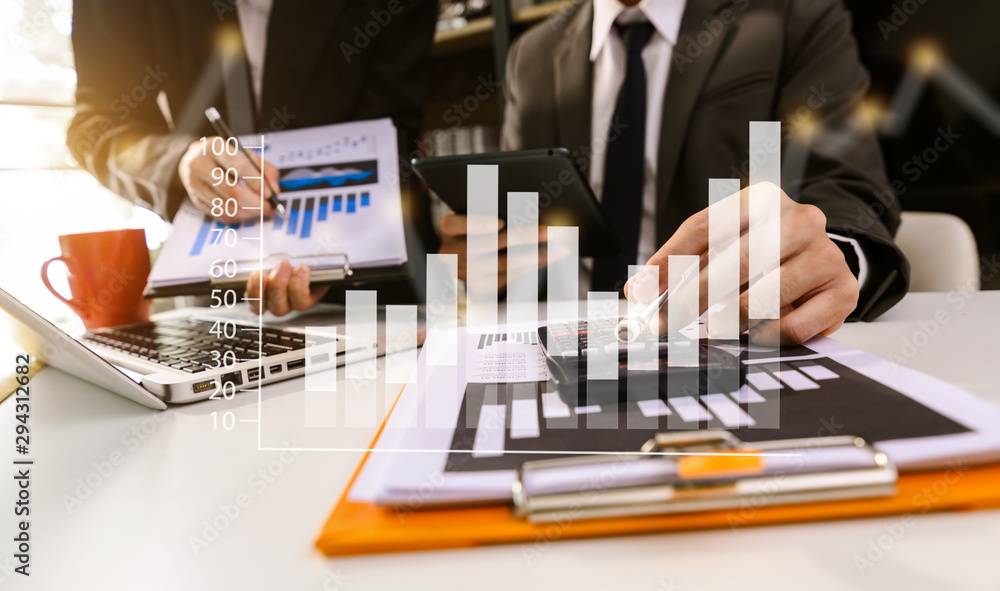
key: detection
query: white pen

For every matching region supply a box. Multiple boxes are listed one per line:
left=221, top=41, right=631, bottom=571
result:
left=204, top=107, right=286, bottom=217
left=615, top=263, right=697, bottom=343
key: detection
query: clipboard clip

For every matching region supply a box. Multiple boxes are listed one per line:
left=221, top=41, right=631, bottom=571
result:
left=512, top=431, right=897, bottom=523
left=209, top=252, right=354, bottom=284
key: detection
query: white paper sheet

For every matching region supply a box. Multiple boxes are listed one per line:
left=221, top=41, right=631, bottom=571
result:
left=149, top=118, right=406, bottom=289
left=351, top=328, right=1000, bottom=507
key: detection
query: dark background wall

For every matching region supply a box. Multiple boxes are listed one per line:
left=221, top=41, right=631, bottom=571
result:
left=843, top=0, right=1000, bottom=287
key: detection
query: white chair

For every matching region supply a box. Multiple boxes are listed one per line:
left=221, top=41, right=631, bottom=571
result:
left=894, top=211, right=980, bottom=292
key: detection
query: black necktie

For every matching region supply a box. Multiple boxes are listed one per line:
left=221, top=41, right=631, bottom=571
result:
left=592, top=21, right=656, bottom=292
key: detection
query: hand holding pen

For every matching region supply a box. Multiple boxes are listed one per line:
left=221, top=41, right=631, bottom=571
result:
left=176, top=108, right=283, bottom=224
left=622, top=185, right=859, bottom=347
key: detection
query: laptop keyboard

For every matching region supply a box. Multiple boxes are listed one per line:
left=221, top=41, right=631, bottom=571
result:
left=83, top=317, right=334, bottom=373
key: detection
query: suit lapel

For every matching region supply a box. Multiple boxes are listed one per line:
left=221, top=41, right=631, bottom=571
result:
left=553, top=1, right=595, bottom=176
left=655, top=0, right=736, bottom=244
left=262, top=0, right=349, bottom=127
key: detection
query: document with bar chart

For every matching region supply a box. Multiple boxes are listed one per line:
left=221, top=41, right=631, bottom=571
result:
left=147, top=118, right=406, bottom=294
left=350, top=329, right=1000, bottom=506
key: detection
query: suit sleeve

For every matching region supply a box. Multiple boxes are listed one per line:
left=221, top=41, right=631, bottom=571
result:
left=67, top=0, right=195, bottom=221
left=352, top=0, right=437, bottom=154
left=500, top=34, right=526, bottom=152
left=776, top=0, right=909, bottom=321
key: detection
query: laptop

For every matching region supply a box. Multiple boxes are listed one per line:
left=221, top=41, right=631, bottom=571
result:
left=0, top=286, right=361, bottom=408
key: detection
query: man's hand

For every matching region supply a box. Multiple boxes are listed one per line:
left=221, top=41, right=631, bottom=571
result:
left=437, top=212, right=548, bottom=294
left=246, top=260, right=331, bottom=316
left=629, top=183, right=859, bottom=345
left=178, top=137, right=280, bottom=224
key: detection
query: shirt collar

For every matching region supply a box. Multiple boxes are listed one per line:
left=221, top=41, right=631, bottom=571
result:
left=590, top=0, right=688, bottom=62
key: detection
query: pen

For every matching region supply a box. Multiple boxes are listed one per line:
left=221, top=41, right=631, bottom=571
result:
left=204, top=107, right=286, bottom=217
left=616, top=263, right=697, bottom=343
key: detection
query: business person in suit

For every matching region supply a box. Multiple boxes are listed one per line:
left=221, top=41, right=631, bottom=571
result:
left=68, top=0, right=437, bottom=314
left=440, top=0, right=909, bottom=344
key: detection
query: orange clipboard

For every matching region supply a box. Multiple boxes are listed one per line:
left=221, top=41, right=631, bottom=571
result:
left=315, top=425, right=1000, bottom=557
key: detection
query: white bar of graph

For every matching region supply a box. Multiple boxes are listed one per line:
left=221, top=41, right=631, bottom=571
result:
left=637, top=398, right=671, bottom=418
left=345, top=290, right=377, bottom=428
left=773, top=369, right=820, bottom=391
left=510, top=398, right=540, bottom=440
left=425, top=254, right=460, bottom=429
left=749, top=363, right=782, bottom=429
left=506, top=192, right=538, bottom=329
left=546, top=226, right=579, bottom=429
left=471, top=385, right=505, bottom=457
left=304, top=326, right=338, bottom=428
left=749, top=121, right=782, bottom=320
left=586, top=292, right=617, bottom=380
left=708, top=179, right=741, bottom=339
left=426, top=253, right=458, bottom=366
left=667, top=255, right=700, bottom=429
left=466, top=165, right=499, bottom=331
left=667, top=256, right=700, bottom=368
left=541, top=392, right=571, bottom=419
left=670, top=397, right=709, bottom=424
left=746, top=371, right=783, bottom=391
left=703, top=393, right=755, bottom=428
left=731, top=385, right=766, bottom=404
left=798, top=364, right=839, bottom=381
left=546, top=226, right=580, bottom=327
left=385, top=305, right=418, bottom=387
left=586, top=291, right=618, bottom=429
left=627, top=265, right=659, bottom=429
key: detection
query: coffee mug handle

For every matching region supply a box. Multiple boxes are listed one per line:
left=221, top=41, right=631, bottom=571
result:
left=41, top=256, right=90, bottom=320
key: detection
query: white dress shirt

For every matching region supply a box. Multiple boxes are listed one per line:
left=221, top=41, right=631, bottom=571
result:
left=237, top=0, right=275, bottom=109
left=589, top=0, right=687, bottom=269
left=587, top=0, right=868, bottom=289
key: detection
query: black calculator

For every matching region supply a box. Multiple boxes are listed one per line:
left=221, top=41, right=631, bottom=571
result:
left=537, top=321, right=744, bottom=407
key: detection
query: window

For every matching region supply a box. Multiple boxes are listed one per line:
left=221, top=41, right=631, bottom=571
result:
left=0, top=0, right=168, bottom=322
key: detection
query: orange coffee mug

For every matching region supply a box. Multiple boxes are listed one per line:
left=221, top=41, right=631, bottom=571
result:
left=41, top=229, right=152, bottom=330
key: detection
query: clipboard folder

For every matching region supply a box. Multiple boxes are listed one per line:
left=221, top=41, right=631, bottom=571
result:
left=512, top=432, right=897, bottom=523
left=315, top=428, right=1000, bottom=557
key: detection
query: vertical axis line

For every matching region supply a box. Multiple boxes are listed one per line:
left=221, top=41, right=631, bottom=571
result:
left=258, top=133, right=265, bottom=450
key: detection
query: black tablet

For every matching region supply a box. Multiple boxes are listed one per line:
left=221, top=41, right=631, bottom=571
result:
left=411, top=148, right=620, bottom=257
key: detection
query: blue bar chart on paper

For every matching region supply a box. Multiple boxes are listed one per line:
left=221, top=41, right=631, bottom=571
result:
left=148, top=118, right=408, bottom=292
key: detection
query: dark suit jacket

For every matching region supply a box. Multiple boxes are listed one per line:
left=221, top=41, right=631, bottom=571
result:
left=68, top=0, right=436, bottom=223
left=502, top=0, right=909, bottom=321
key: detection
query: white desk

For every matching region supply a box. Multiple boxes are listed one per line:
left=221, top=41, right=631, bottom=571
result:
left=2, top=292, right=998, bottom=590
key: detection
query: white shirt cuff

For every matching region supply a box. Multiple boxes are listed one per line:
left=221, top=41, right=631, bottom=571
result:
left=827, top=232, right=869, bottom=289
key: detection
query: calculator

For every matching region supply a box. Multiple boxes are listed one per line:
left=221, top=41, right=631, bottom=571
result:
left=537, top=321, right=744, bottom=407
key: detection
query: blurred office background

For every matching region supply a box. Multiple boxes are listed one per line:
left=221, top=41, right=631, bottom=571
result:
left=1, top=0, right=998, bottom=327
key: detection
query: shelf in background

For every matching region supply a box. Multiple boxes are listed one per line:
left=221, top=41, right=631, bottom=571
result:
left=430, top=0, right=579, bottom=58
